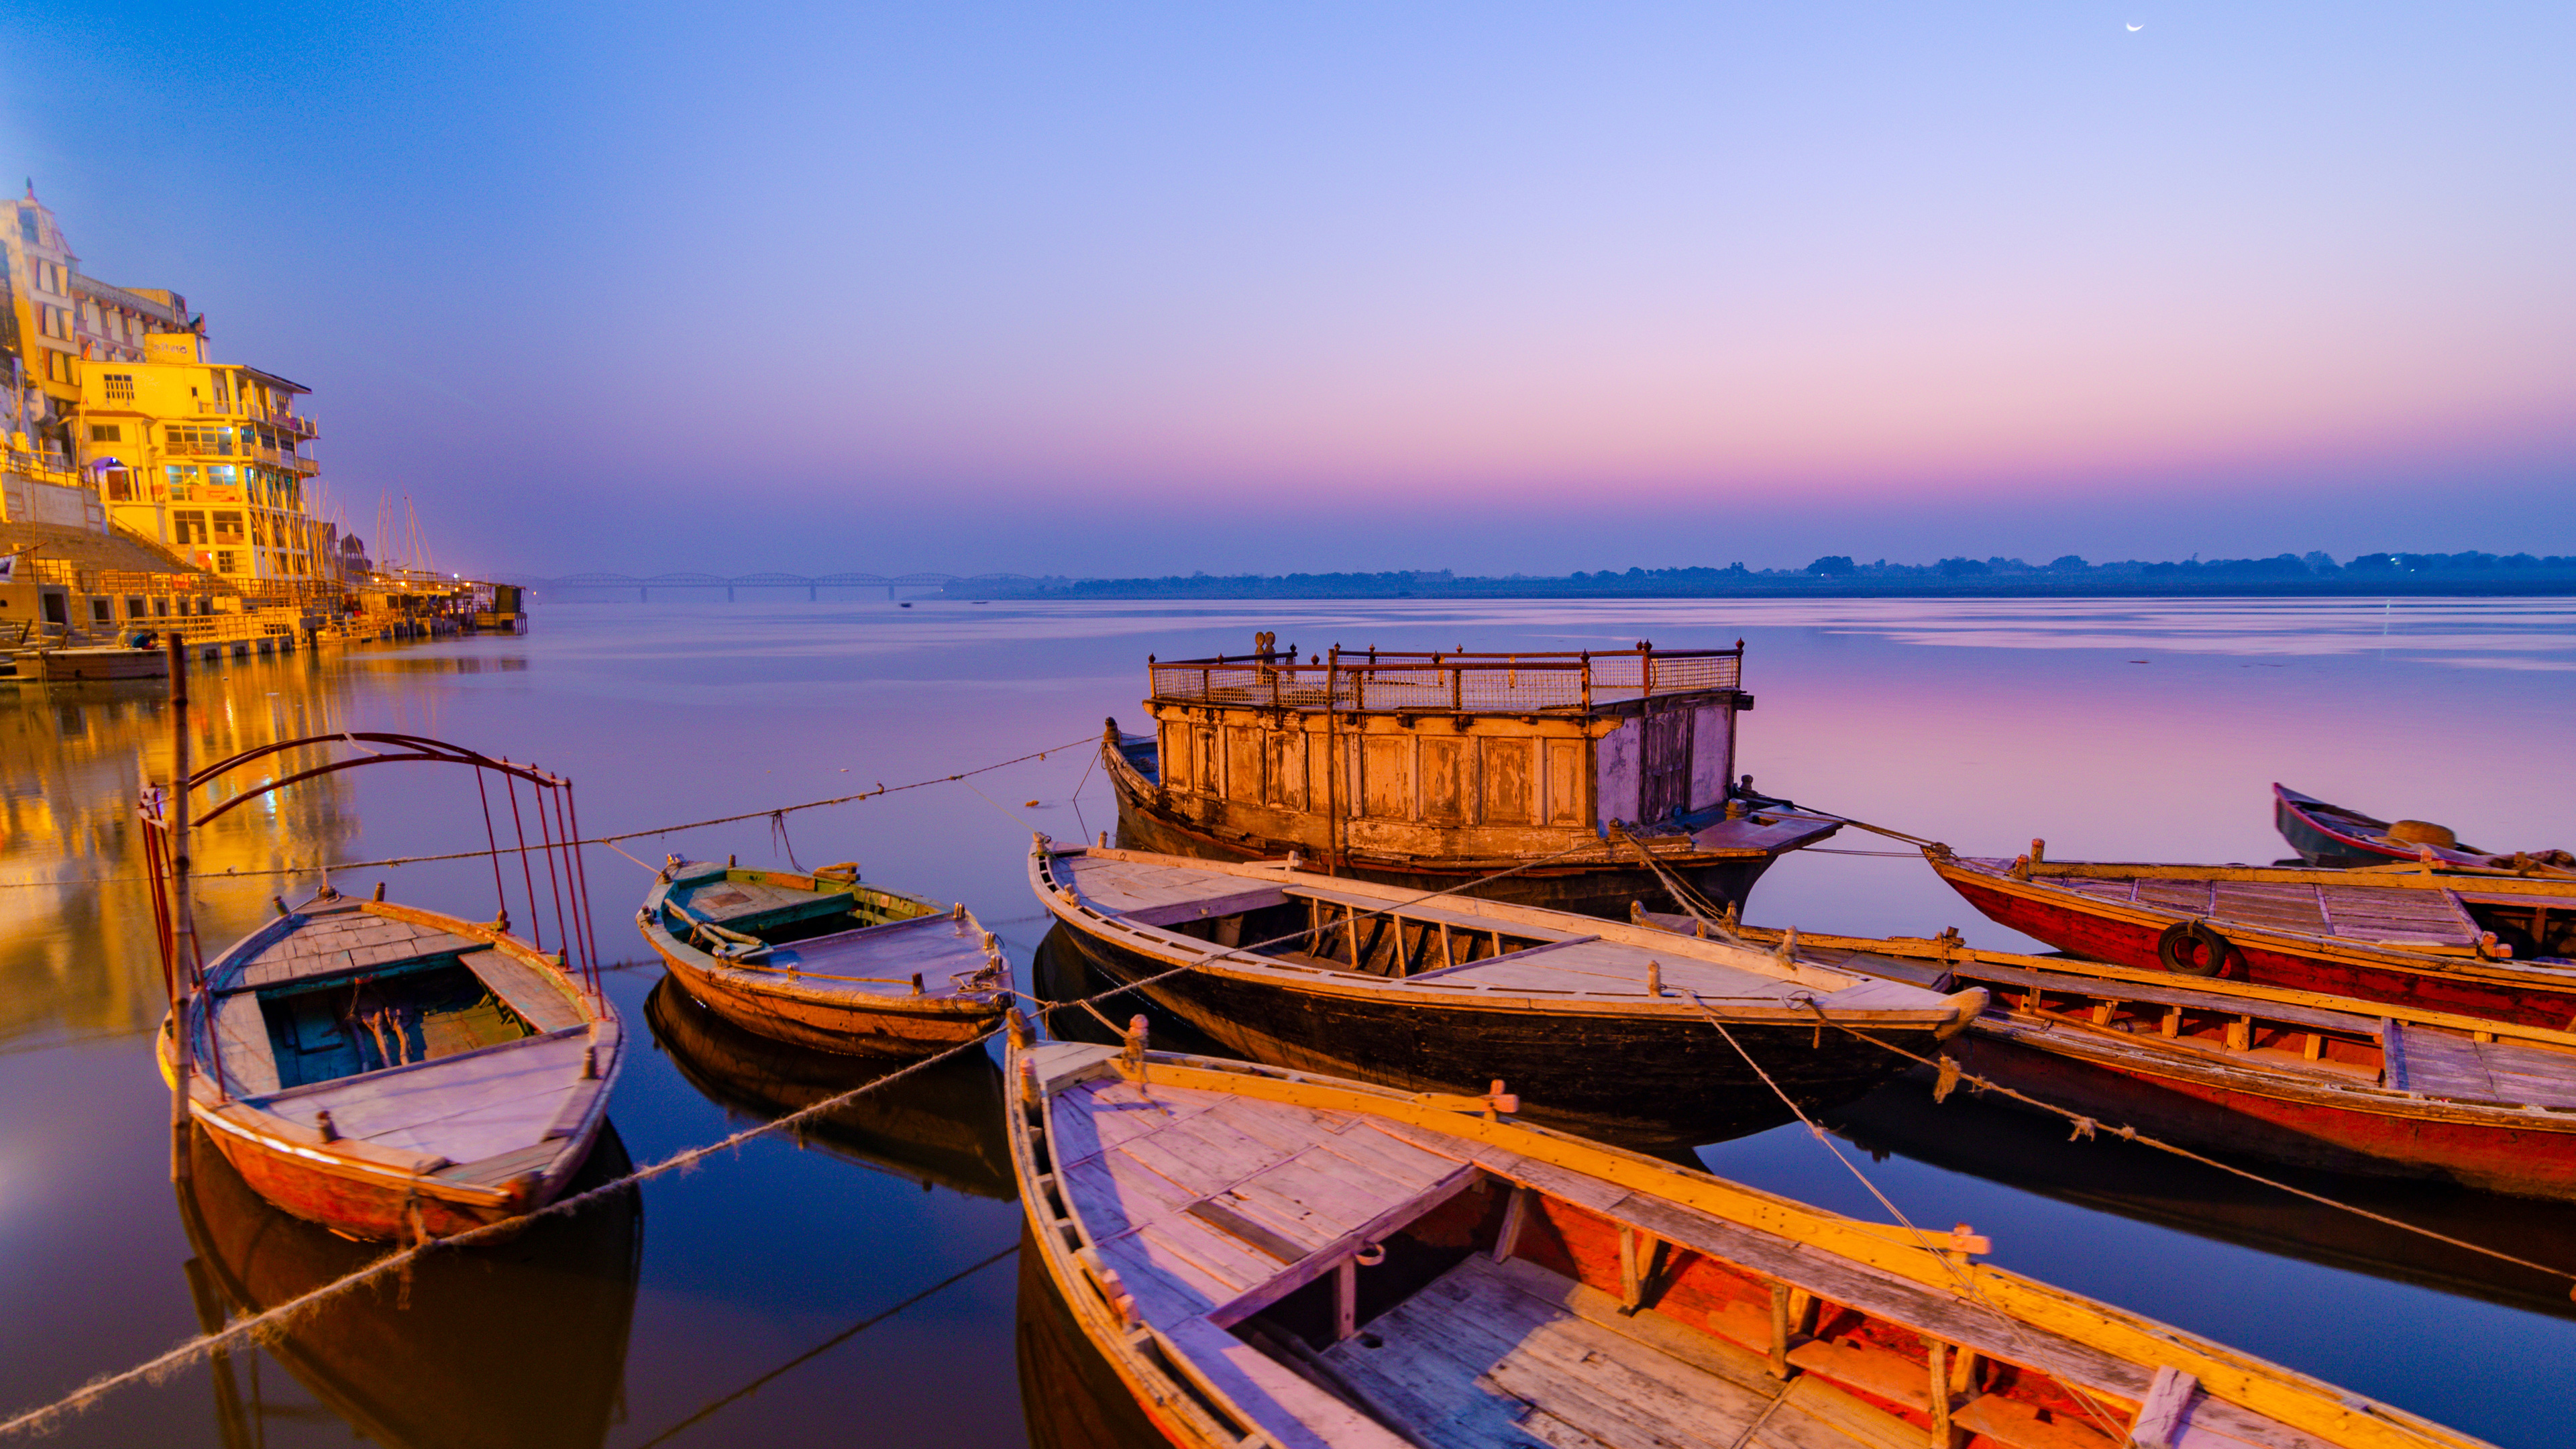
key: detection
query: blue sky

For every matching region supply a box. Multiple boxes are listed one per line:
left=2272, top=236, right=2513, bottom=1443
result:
left=8, top=3, right=2571, bottom=576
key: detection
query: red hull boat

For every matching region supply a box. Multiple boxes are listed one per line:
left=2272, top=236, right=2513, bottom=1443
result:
left=1927, top=851, right=2576, bottom=1030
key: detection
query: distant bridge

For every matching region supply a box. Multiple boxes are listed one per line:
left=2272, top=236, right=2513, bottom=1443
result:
left=525, top=571, right=1042, bottom=600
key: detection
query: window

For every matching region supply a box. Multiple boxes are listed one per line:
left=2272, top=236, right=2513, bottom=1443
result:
left=172, top=510, right=208, bottom=545
left=211, top=511, right=246, bottom=544
left=215, top=551, right=237, bottom=575
left=91, top=598, right=111, bottom=623
left=89, top=423, right=121, bottom=442
left=164, top=425, right=233, bottom=455
left=125, top=596, right=146, bottom=618
left=153, top=597, right=170, bottom=617
left=16, top=207, right=34, bottom=245
left=101, top=374, right=133, bottom=402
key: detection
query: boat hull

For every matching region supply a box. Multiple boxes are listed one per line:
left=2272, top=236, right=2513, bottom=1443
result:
left=1049, top=922, right=1937, bottom=1146
left=1113, top=785, right=1779, bottom=921
left=1946, top=1031, right=2576, bottom=1201
left=1937, top=869, right=2576, bottom=1029
left=2275, top=794, right=2396, bottom=868
left=646, top=940, right=1004, bottom=1055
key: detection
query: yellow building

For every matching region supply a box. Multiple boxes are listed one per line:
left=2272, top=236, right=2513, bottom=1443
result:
left=78, top=347, right=333, bottom=595
left=5, top=185, right=193, bottom=463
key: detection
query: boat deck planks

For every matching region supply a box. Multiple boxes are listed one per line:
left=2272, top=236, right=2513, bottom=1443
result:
left=211, top=991, right=283, bottom=1097
left=2044, top=870, right=2485, bottom=948
left=677, top=875, right=841, bottom=924
left=464, top=950, right=587, bottom=1032
left=252, top=1030, right=594, bottom=1169
left=225, top=910, right=485, bottom=989
left=764, top=913, right=995, bottom=990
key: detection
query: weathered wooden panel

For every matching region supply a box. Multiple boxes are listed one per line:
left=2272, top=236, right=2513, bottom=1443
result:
left=1595, top=719, right=1642, bottom=830
left=1420, top=737, right=1470, bottom=825
left=1545, top=739, right=1587, bottom=826
left=1196, top=727, right=1222, bottom=800
left=1226, top=727, right=1266, bottom=805
left=1159, top=722, right=1192, bottom=792
left=1688, top=702, right=1732, bottom=812
left=1269, top=729, right=1309, bottom=810
left=1362, top=735, right=1413, bottom=820
left=1640, top=706, right=1693, bottom=824
left=1483, top=737, right=1534, bottom=825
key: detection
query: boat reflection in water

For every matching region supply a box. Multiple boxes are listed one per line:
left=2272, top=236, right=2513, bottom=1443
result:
left=1827, top=1079, right=2576, bottom=1322
left=175, top=1120, right=643, bottom=1449
left=1015, top=1223, right=1169, bottom=1449
left=644, top=977, right=1012, bottom=1199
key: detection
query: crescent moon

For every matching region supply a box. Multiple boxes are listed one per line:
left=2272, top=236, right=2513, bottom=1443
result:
left=2126, top=21, right=2144, bottom=30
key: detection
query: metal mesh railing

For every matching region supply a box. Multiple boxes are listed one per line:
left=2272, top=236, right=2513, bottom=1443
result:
left=1146, top=647, right=1741, bottom=714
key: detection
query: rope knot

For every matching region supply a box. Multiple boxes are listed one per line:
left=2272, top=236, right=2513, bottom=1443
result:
left=2067, top=1116, right=2098, bottom=1143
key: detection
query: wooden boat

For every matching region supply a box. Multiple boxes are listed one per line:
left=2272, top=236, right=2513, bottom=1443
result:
left=1008, top=1032, right=2491, bottom=1449
left=1032, top=841, right=1986, bottom=1144
left=2274, top=785, right=2497, bottom=869
left=637, top=858, right=1010, bottom=1054
left=156, top=891, right=624, bottom=1240
left=142, top=663, right=623, bottom=1242
left=176, top=1121, right=641, bottom=1449
left=1927, top=849, right=2576, bottom=1028
left=1104, top=637, right=1840, bottom=920
left=25, top=643, right=169, bottom=681
left=1637, top=910, right=2576, bottom=1201
left=643, top=975, right=1012, bottom=1198
left=1829, top=1085, right=2576, bottom=1324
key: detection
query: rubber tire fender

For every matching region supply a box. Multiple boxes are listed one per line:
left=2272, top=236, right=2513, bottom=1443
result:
left=2157, top=920, right=2231, bottom=977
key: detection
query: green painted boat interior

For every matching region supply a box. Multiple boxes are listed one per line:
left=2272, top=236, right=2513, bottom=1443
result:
left=259, top=957, right=539, bottom=1090
left=669, top=869, right=945, bottom=946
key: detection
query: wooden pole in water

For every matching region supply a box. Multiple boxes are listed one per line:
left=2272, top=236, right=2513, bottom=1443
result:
left=167, top=633, right=201, bottom=1185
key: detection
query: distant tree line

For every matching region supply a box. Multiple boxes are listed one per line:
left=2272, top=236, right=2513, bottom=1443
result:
left=947, top=551, right=2576, bottom=600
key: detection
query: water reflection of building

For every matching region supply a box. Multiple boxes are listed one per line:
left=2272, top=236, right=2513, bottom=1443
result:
left=0, top=652, right=361, bottom=1044
left=176, top=1124, right=641, bottom=1449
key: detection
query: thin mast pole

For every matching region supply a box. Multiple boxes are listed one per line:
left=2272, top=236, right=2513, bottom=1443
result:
left=166, top=635, right=199, bottom=1185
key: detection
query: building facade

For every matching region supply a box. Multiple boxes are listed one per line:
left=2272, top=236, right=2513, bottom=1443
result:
left=79, top=352, right=333, bottom=592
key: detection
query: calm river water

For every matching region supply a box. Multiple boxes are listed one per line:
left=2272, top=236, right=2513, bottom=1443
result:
left=4, top=596, right=2573, bottom=1447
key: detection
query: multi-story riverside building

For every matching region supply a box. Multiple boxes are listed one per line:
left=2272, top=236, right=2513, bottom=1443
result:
left=3, top=185, right=195, bottom=464
left=78, top=344, right=331, bottom=594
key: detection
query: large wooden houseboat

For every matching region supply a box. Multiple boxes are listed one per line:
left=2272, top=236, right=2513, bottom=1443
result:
left=1008, top=1033, right=2490, bottom=1449
left=1104, top=639, right=1839, bottom=919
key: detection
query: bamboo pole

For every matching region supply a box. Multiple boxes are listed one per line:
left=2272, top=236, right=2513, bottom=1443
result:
left=166, top=634, right=200, bottom=1185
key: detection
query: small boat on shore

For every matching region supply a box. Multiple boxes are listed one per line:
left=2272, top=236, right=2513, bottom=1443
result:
left=1105, top=637, right=1840, bottom=920
left=23, top=642, right=170, bottom=682
left=1008, top=1031, right=2492, bottom=1449
left=157, top=890, right=623, bottom=1240
left=1638, top=910, right=2576, bottom=1201
left=637, top=859, right=1009, bottom=1055
left=1031, top=841, right=1984, bottom=1144
left=643, top=976, right=1012, bottom=1197
left=1927, top=848, right=2576, bottom=1028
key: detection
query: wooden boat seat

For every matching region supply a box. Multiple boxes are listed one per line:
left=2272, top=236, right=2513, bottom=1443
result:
left=462, top=949, right=587, bottom=1032
left=218, top=906, right=485, bottom=991
left=1686, top=811, right=1842, bottom=856
left=2385, top=1022, right=2576, bottom=1110
left=759, top=912, right=997, bottom=994
left=670, top=872, right=855, bottom=934
left=248, top=1027, right=600, bottom=1173
left=1065, top=856, right=1303, bottom=920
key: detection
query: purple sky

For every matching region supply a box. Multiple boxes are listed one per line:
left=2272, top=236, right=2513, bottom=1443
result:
left=8, top=3, right=2571, bottom=576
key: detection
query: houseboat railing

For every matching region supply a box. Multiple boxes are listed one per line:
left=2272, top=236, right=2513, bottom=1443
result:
left=1146, top=643, right=1743, bottom=714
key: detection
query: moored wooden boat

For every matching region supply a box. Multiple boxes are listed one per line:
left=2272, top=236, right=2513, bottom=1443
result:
left=25, top=643, right=170, bottom=681
left=1032, top=841, right=1985, bottom=1144
left=1008, top=1032, right=2492, bottom=1449
left=2271, top=785, right=2548, bottom=870
left=1107, top=637, right=1840, bottom=920
left=1638, top=910, right=2576, bottom=1201
left=156, top=892, right=624, bottom=1240
left=643, top=975, right=1012, bottom=1198
left=1927, top=849, right=2576, bottom=1028
left=637, top=859, right=1009, bottom=1054
left=175, top=1120, right=641, bottom=1449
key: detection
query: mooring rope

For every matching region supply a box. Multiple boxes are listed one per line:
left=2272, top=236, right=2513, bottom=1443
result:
left=0, top=733, right=1102, bottom=889
left=1794, top=1002, right=2576, bottom=1293
left=0, top=835, right=1595, bottom=1436
left=1690, top=995, right=2141, bottom=1448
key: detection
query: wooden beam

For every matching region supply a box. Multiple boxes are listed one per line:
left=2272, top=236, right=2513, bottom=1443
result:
left=1492, top=1183, right=1531, bottom=1263
left=1205, top=1165, right=1485, bottom=1328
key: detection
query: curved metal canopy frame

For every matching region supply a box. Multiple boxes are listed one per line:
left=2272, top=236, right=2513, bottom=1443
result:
left=186, top=731, right=565, bottom=828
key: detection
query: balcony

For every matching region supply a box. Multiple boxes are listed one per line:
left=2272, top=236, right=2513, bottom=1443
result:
left=192, top=400, right=319, bottom=437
